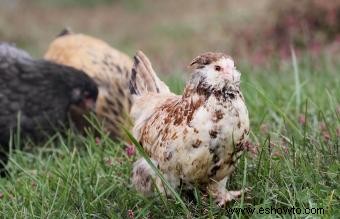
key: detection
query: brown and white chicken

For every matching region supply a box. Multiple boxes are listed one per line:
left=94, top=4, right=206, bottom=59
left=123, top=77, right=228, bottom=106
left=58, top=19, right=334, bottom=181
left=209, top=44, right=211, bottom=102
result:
left=130, top=51, right=250, bottom=205
left=44, top=29, right=133, bottom=139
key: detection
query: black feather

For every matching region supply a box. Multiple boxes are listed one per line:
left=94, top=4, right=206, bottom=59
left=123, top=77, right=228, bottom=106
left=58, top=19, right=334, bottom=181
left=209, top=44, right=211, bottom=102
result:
left=0, top=43, right=98, bottom=175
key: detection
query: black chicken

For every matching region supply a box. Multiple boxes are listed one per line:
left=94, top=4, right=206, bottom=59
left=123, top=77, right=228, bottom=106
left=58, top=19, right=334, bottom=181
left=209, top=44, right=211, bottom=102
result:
left=0, top=43, right=98, bottom=175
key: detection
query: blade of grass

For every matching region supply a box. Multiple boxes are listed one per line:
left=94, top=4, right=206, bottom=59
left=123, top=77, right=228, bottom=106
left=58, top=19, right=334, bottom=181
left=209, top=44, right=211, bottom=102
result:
left=245, top=82, right=303, bottom=137
left=238, top=156, right=247, bottom=218
left=291, top=46, right=301, bottom=114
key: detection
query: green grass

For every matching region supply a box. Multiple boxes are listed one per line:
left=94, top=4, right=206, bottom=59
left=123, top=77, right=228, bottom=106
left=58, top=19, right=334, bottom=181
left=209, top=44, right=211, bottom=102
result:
left=0, top=56, right=339, bottom=218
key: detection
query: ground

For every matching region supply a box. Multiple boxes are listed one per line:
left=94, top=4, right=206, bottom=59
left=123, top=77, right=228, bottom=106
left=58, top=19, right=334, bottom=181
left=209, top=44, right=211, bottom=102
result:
left=0, top=0, right=339, bottom=218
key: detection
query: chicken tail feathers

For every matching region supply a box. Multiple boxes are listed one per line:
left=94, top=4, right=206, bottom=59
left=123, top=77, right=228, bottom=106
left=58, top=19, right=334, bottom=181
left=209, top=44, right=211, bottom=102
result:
left=129, top=50, right=170, bottom=95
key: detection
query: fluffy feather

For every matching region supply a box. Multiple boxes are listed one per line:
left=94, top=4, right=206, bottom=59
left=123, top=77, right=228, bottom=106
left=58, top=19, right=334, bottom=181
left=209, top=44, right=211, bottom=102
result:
left=130, top=51, right=250, bottom=205
left=44, top=31, right=133, bottom=139
left=0, top=42, right=98, bottom=175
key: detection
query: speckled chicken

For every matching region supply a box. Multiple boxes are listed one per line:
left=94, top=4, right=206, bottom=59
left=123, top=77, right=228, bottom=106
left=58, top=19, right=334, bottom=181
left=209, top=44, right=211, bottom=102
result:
left=0, top=42, right=98, bottom=175
left=130, top=51, right=250, bottom=205
left=44, top=29, right=133, bottom=139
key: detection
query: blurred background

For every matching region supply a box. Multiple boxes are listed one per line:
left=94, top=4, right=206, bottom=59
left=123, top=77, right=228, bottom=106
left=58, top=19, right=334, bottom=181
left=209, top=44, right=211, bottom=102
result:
left=0, top=0, right=339, bottom=74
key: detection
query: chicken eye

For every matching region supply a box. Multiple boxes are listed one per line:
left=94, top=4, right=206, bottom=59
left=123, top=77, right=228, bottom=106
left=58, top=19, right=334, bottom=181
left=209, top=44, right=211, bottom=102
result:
left=214, top=65, right=222, bottom=72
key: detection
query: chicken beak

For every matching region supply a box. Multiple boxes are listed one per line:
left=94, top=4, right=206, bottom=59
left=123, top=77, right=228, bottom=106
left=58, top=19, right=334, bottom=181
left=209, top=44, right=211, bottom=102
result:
left=222, top=67, right=237, bottom=82
left=222, top=71, right=232, bottom=80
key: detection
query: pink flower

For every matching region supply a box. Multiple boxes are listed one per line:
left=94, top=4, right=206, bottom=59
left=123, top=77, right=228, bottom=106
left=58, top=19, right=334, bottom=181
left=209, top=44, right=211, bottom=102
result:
left=322, top=131, right=331, bottom=141
left=243, top=140, right=259, bottom=157
left=298, top=114, right=306, bottom=125
left=127, top=209, right=134, bottom=219
left=95, top=137, right=101, bottom=145
left=125, top=145, right=136, bottom=157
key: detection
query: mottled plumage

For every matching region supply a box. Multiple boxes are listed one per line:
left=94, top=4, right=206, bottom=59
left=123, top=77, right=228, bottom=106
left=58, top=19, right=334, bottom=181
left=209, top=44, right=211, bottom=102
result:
left=130, top=51, right=250, bottom=205
left=0, top=43, right=98, bottom=175
left=44, top=30, right=133, bottom=139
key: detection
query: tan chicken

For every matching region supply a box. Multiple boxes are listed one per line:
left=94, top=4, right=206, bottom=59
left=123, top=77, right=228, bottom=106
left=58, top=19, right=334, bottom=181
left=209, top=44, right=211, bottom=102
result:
left=44, top=29, right=133, bottom=139
left=130, top=51, right=250, bottom=205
